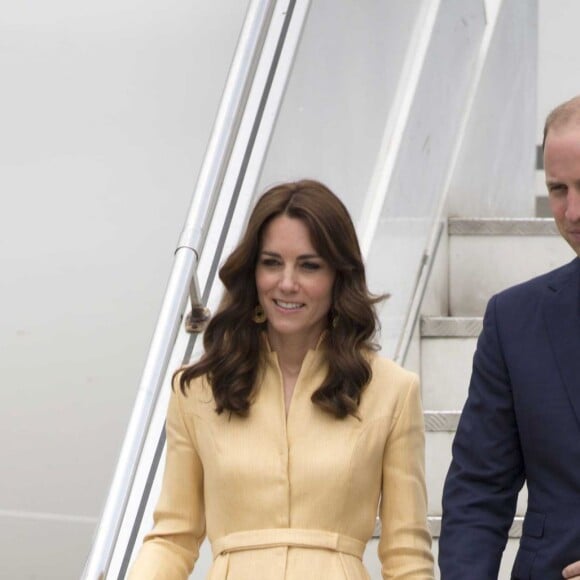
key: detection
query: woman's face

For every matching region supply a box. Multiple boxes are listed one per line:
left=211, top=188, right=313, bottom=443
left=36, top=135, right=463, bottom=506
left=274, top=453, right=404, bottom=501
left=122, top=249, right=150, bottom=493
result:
left=255, top=215, right=335, bottom=349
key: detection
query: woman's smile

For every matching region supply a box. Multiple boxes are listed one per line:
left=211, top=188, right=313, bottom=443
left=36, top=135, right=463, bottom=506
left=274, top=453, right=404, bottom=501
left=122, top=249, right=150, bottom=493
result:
left=273, top=299, right=305, bottom=311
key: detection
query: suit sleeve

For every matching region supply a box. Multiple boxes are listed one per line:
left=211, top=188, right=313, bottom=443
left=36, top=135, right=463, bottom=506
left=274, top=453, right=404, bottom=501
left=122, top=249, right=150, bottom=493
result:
left=379, top=373, right=435, bottom=579
left=127, top=378, right=206, bottom=579
left=439, top=295, right=525, bottom=579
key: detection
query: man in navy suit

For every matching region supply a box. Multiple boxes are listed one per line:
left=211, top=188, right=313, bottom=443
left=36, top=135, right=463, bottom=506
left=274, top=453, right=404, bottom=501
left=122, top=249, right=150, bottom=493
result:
left=439, top=95, right=580, bottom=579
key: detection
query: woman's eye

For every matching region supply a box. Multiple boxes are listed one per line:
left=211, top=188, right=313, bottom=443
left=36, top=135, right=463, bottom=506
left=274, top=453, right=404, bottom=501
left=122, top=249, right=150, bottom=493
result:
left=261, top=258, right=280, bottom=267
left=301, top=261, right=321, bottom=271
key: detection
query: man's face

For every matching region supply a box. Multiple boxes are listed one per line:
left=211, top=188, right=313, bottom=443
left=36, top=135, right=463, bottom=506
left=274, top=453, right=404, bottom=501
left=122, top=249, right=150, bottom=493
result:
left=544, top=125, right=580, bottom=256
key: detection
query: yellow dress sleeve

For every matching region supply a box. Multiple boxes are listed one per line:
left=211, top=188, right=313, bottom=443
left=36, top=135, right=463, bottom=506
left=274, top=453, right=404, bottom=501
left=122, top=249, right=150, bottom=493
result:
left=378, top=374, right=434, bottom=579
left=127, top=380, right=206, bottom=579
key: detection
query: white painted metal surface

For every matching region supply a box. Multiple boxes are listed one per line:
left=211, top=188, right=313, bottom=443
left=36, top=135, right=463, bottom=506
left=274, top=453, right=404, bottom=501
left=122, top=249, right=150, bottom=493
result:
left=0, top=2, right=250, bottom=578
left=446, top=0, right=537, bottom=217
left=449, top=218, right=575, bottom=316
left=258, top=0, right=424, bottom=224
left=362, top=0, right=487, bottom=357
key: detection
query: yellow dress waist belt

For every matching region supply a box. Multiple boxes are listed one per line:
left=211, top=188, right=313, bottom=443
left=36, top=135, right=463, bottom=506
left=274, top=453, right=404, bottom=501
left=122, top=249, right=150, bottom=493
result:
left=212, top=528, right=366, bottom=560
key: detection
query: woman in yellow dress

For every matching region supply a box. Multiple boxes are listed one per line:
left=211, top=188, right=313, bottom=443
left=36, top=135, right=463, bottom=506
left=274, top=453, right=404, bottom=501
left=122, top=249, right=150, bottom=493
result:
left=128, top=180, right=434, bottom=579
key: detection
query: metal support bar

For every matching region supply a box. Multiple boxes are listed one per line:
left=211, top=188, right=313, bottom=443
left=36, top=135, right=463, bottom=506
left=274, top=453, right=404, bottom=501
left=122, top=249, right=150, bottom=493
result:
left=394, top=221, right=444, bottom=364
left=185, top=272, right=210, bottom=333
left=82, top=250, right=196, bottom=580
left=177, top=1, right=276, bottom=332
left=177, top=2, right=275, bottom=256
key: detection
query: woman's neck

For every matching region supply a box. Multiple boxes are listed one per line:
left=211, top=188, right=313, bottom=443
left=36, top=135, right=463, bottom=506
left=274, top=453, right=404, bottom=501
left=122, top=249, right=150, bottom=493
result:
left=267, top=332, right=322, bottom=417
left=268, top=334, right=309, bottom=376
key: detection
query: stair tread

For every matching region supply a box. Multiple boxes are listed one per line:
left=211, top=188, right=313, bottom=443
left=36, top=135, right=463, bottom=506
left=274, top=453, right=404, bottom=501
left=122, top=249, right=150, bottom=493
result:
left=449, top=217, right=557, bottom=235
left=421, top=316, right=483, bottom=337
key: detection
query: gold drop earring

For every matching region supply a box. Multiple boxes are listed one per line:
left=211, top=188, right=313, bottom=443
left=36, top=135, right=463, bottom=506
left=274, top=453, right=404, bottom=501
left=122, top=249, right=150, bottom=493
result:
left=253, top=304, right=267, bottom=323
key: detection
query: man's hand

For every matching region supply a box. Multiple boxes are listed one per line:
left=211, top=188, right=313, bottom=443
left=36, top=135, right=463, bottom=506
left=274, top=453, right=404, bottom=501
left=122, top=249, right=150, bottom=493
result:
left=563, top=561, right=580, bottom=578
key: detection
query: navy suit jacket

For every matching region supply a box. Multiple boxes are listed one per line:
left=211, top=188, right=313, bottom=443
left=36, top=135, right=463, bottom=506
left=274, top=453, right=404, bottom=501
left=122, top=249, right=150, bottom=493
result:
left=439, top=257, right=580, bottom=579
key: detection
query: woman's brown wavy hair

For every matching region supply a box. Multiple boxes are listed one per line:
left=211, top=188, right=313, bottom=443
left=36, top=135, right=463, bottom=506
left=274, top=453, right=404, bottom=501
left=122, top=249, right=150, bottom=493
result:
left=178, top=179, right=383, bottom=419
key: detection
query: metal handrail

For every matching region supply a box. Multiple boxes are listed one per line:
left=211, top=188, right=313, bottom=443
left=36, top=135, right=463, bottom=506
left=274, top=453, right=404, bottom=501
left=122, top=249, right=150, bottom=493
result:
left=176, top=4, right=275, bottom=257
left=107, top=2, right=310, bottom=576
left=81, top=2, right=276, bottom=578
left=394, top=220, right=444, bottom=364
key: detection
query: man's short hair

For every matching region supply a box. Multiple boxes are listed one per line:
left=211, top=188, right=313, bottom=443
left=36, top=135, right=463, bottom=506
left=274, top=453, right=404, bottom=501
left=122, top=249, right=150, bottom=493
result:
left=543, top=95, right=580, bottom=149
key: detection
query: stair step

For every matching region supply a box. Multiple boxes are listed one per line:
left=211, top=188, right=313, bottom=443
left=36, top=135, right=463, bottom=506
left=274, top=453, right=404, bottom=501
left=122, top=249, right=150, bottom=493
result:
left=449, top=216, right=557, bottom=235
left=424, top=410, right=460, bottom=431
left=420, top=317, right=479, bottom=410
left=448, top=217, right=574, bottom=316
left=421, top=316, right=482, bottom=337
left=428, top=516, right=523, bottom=538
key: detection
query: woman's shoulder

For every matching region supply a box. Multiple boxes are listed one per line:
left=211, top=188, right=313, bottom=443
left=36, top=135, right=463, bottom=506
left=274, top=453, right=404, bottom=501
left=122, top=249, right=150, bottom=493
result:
left=361, top=352, right=420, bottom=412
left=172, top=366, right=205, bottom=388
left=170, top=367, right=214, bottom=413
left=367, top=352, right=419, bottom=386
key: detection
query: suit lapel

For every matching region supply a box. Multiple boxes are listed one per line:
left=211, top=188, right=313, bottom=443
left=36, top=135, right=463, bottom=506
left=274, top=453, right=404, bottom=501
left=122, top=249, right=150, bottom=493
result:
left=543, top=258, right=580, bottom=428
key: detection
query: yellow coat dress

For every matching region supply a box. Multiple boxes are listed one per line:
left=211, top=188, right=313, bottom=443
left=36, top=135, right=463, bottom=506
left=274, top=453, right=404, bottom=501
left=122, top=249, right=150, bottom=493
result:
left=128, top=345, right=434, bottom=579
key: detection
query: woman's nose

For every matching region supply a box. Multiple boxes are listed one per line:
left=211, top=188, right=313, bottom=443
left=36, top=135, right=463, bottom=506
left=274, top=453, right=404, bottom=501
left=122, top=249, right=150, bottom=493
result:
left=278, top=267, right=298, bottom=291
